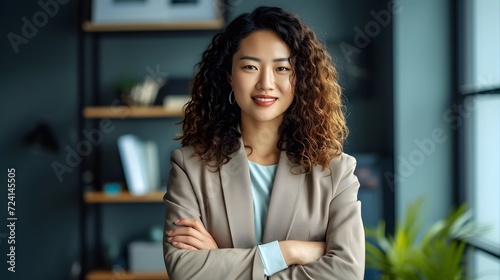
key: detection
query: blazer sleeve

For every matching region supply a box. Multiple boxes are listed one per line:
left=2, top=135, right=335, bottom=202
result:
left=163, top=149, right=266, bottom=280
left=269, top=155, right=365, bottom=280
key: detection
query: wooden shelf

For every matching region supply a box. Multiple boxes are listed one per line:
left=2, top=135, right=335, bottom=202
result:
left=86, top=269, right=168, bottom=280
left=82, top=19, right=224, bottom=32
left=83, top=106, right=183, bottom=119
left=84, top=191, right=165, bottom=204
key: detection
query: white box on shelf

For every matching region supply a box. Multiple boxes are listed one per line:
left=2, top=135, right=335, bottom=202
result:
left=163, top=95, right=190, bottom=111
left=92, top=0, right=221, bottom=23
left=128, top=241, right=164, bottom=272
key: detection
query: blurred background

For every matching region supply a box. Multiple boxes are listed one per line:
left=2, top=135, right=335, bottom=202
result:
left=0, top=0, right=498, bottom=279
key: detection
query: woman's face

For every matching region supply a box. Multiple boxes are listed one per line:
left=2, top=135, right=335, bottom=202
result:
left=228, top=30, right=294, bottom=126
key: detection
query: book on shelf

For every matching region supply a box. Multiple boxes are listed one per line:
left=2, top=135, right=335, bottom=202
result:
left=117, top=134, right=160, bottom=196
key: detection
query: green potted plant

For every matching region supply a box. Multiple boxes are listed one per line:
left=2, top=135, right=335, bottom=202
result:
left=365, top=199, right=490, bottom=280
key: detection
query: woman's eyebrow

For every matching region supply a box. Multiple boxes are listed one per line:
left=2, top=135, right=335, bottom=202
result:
left=240, top=56, right=290, bottom=62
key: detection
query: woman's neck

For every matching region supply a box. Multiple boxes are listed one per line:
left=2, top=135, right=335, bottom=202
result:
left=241, top=118, right=281, bottom=166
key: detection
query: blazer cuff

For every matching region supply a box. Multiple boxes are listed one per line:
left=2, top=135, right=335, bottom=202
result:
left=257, top=241, right=288, bottom=276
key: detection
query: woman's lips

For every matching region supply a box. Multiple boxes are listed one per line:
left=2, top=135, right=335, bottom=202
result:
left=252, top=96, right=277, bottom=107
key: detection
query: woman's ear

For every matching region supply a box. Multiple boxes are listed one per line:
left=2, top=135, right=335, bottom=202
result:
left=227, top=72, right=233, bottom=86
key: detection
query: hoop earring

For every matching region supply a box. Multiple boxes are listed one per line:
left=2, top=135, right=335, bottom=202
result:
left=228, top=90, right=235, bottom=105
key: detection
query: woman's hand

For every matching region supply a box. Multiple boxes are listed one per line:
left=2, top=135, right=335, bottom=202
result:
left=166, top=218, right=219, bottom=250
left=279, top=240, right=326, bottom=266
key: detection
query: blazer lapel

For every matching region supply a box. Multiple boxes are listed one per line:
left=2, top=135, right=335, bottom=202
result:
left=262, top=151, right=305, bottom=242
left=220, top=142, right=256, bottom=248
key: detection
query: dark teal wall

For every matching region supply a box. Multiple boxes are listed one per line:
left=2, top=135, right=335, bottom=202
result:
left=1, top=1, right=80, bottom=279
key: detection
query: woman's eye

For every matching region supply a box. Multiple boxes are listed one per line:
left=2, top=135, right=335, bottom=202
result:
left=244, top=65, right=257, bottom=70
left=277, top=67, right=289, bottom=72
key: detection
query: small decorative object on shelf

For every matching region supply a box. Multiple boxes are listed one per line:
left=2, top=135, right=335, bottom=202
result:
left=118, top=76, right=168, bottom=106
left=163, top=95, right=191, bottom=112
left=102, top=182, right=122, bottom=195
left=128, top=241, right=165, bottom=273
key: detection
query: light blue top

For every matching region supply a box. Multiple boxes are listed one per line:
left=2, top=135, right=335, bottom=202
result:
left=249, top=160, right=277, bottom=243
left=248, top=160, right=288, bottom=276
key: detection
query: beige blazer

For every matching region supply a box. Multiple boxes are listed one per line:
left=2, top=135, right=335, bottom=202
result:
left=163, top=140, right=365, bottom=280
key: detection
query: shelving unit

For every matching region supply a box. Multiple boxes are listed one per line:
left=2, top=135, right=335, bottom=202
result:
left=83, top=106, right=183, bottom=119
left=84, top=191, right=165, bottom=204
left=86, top=270, right=168, bottom=280
left=78, top=1, right=225, bottom=279
left=82, top=19, right=224, bottom=32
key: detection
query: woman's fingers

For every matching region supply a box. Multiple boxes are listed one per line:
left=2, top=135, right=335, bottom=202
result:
left=168, top=226, right=205, bottom=241
left=174, top=218, right=210, bottom=235
left=167, top=233, right=205, bottom=249
left=167, top=231, right=217, bottom=250
left=170, top=241, right=198, bottom=251
left=167, top=218, right=218, bottom=250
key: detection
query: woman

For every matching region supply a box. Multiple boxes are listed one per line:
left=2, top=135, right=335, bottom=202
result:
left=163, top=6, right=364, bottom=280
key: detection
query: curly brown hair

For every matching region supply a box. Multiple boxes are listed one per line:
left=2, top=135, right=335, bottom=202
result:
left=179, top=6, right=348, bottom=172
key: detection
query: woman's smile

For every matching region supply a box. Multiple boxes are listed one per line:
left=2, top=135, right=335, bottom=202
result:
left=252, top=95, right=278, bottom=107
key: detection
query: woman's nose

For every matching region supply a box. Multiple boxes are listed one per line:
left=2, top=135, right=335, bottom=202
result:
left=257, top=68, right=275, bottom=91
